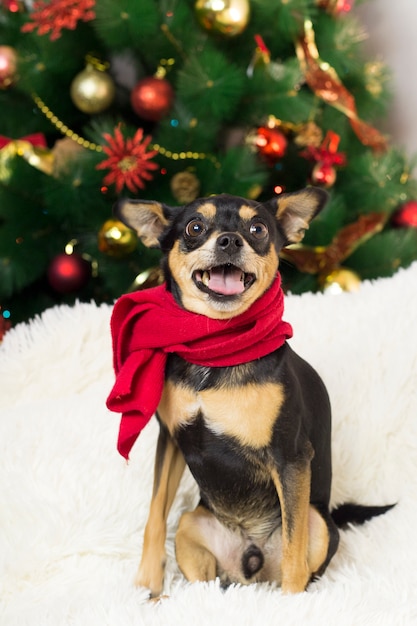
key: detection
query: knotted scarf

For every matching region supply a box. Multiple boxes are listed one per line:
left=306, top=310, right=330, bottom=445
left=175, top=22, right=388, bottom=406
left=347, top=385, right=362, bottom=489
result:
left=106, top=273, right=292, bottom=459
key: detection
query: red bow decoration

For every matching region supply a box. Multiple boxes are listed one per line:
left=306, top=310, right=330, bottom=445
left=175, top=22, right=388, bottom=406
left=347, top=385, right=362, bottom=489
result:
left=0, top=133, right=47, bottom=150
left=300, top=130, right=346, bottom=167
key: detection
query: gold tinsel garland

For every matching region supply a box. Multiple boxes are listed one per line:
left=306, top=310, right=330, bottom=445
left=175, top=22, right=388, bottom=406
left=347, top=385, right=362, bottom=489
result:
left=32, top=94, right=220, bottom=167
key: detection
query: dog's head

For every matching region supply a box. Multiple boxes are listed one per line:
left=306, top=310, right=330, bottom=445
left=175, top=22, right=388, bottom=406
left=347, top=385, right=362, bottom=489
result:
left=116, top=188, right=327, bottom=319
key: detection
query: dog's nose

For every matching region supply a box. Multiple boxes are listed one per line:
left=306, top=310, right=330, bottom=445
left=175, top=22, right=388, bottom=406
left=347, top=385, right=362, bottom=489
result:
left=216, top=232, right=244, bottom=254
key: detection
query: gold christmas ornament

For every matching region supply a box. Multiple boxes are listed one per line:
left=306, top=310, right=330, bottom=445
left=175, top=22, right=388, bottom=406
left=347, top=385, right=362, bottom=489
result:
left=319, top=267, right=361, bottom=294
left=97, top=219, right=138, bottom=258
left=294, top=121, right=323, bottom=148
left=129, top=267, right=164, bottom=292
left=247, top=184, right=263, bottom=200
left=70, top=58, right=116, bottom=114
left=364, top=61, right=385, bottom=98
left=194, top=0, right=250, bottom=37
left=0, top=140, right=54, bottom=182
left=170, top=170, right=201, bottom=203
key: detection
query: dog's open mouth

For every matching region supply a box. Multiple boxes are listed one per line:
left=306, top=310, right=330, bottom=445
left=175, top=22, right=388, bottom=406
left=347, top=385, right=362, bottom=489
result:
left=193, top=264, right=255, bottom=297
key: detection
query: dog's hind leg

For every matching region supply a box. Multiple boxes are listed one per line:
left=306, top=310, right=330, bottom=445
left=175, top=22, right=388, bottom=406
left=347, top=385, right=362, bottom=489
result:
left=175, top=505, right=218, bottom=583
left=135, top=422, right=186, bottom=597
left=176, top=505, right=271, bottom=586
left=307, top=505, right=338, bottom=578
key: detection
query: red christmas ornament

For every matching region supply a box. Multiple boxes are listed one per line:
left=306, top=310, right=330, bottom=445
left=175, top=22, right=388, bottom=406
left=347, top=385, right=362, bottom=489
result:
left=47, top=252, right=91, bottom=293
left=130, top=77, right=174, bottom=122
left=0, top=45, right=18, bottom=89
left=301, top=130, right=345, bottom=187
left=311, top=162, right=337, bottom=188
left=392, top=200, right=417, bottom=228
left=337, top=0, right=354, bottom=12
left=317, top=0, right=354, bottom=16
left=255, top=126, right=288, bottom=161
left=0, top=133, right=47, bottom=149
left=4, top=0, right=24, bottom=11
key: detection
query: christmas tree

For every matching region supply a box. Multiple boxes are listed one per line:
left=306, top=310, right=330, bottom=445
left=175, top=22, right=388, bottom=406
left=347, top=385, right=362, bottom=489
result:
left=1, top=0, right=417, bottom=331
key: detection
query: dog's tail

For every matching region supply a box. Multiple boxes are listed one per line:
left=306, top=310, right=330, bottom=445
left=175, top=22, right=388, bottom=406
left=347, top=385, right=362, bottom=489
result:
left=331, top=502, right=395, bottom=528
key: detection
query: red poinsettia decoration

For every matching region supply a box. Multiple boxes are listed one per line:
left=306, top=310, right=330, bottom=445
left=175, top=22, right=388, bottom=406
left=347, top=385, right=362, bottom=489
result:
left=96, top=126, right=159, bottom=194
left=21, top=0, right=95, bottom=41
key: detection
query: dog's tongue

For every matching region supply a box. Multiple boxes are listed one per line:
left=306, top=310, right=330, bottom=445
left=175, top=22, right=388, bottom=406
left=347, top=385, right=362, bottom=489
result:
left=209, top=266, right=244, bottom=295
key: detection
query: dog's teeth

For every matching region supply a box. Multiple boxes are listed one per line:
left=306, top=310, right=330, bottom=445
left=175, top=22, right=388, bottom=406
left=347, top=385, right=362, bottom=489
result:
left=240, top=272, right=245, bottom=282
left=201, top=271, right=210, bottom=286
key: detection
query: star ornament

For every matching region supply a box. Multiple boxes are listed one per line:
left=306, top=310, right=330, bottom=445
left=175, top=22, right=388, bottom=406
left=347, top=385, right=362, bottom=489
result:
left=96, top=126, right=159, bottom=194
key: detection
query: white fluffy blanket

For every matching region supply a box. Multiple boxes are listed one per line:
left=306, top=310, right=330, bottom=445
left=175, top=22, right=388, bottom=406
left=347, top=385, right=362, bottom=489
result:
left=1, top=264, right=417, bottom=626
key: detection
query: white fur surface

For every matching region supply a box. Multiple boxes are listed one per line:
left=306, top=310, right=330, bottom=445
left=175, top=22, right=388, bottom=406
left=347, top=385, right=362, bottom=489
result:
left=1, top=264, right=417, bottom=625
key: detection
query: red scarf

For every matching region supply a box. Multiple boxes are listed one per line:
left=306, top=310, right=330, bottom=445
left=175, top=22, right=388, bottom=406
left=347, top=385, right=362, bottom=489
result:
left=107, top=274, right=292, bottom=459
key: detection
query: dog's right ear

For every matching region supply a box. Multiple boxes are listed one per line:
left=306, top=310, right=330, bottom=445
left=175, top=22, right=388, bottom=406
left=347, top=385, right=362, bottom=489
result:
left=264, top=187, right=328, bottom=245
left=115, top=199, right=171, bottom=248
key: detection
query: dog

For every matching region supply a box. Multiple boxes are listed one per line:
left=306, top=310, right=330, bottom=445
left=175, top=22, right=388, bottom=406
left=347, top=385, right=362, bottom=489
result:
left=108, top=188, right=392, bottom=598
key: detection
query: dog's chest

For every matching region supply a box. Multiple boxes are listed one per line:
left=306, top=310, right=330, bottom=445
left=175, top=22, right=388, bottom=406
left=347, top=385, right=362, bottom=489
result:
left=157, top=376, right=285, bottom=449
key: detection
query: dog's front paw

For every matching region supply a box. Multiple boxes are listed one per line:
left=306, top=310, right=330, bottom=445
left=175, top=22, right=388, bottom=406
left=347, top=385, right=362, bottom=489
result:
left=135, top=553, right=167, bottom=598
left=281, top=567, right=309, bottom=594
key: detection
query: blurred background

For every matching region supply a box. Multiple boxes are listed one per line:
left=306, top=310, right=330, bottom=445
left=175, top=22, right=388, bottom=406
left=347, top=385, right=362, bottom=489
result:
left=358, top=0, right=417, bottom=157
left=1, top=0, right=417, bottom=333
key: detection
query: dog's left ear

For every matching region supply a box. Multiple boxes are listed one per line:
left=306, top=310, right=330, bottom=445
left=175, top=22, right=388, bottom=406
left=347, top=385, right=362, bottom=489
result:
left=265, top=187, right=328, bottom=245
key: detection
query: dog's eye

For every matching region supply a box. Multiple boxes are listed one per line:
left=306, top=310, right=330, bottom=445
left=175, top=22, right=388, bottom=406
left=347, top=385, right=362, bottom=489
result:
left=249, top=221, right=268, bottom=239
left=185, top=219, right=206, bottom=238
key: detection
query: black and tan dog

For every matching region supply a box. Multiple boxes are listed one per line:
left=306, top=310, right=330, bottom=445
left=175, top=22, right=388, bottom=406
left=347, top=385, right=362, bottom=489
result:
left=113, top=188, right=392, bottom=597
